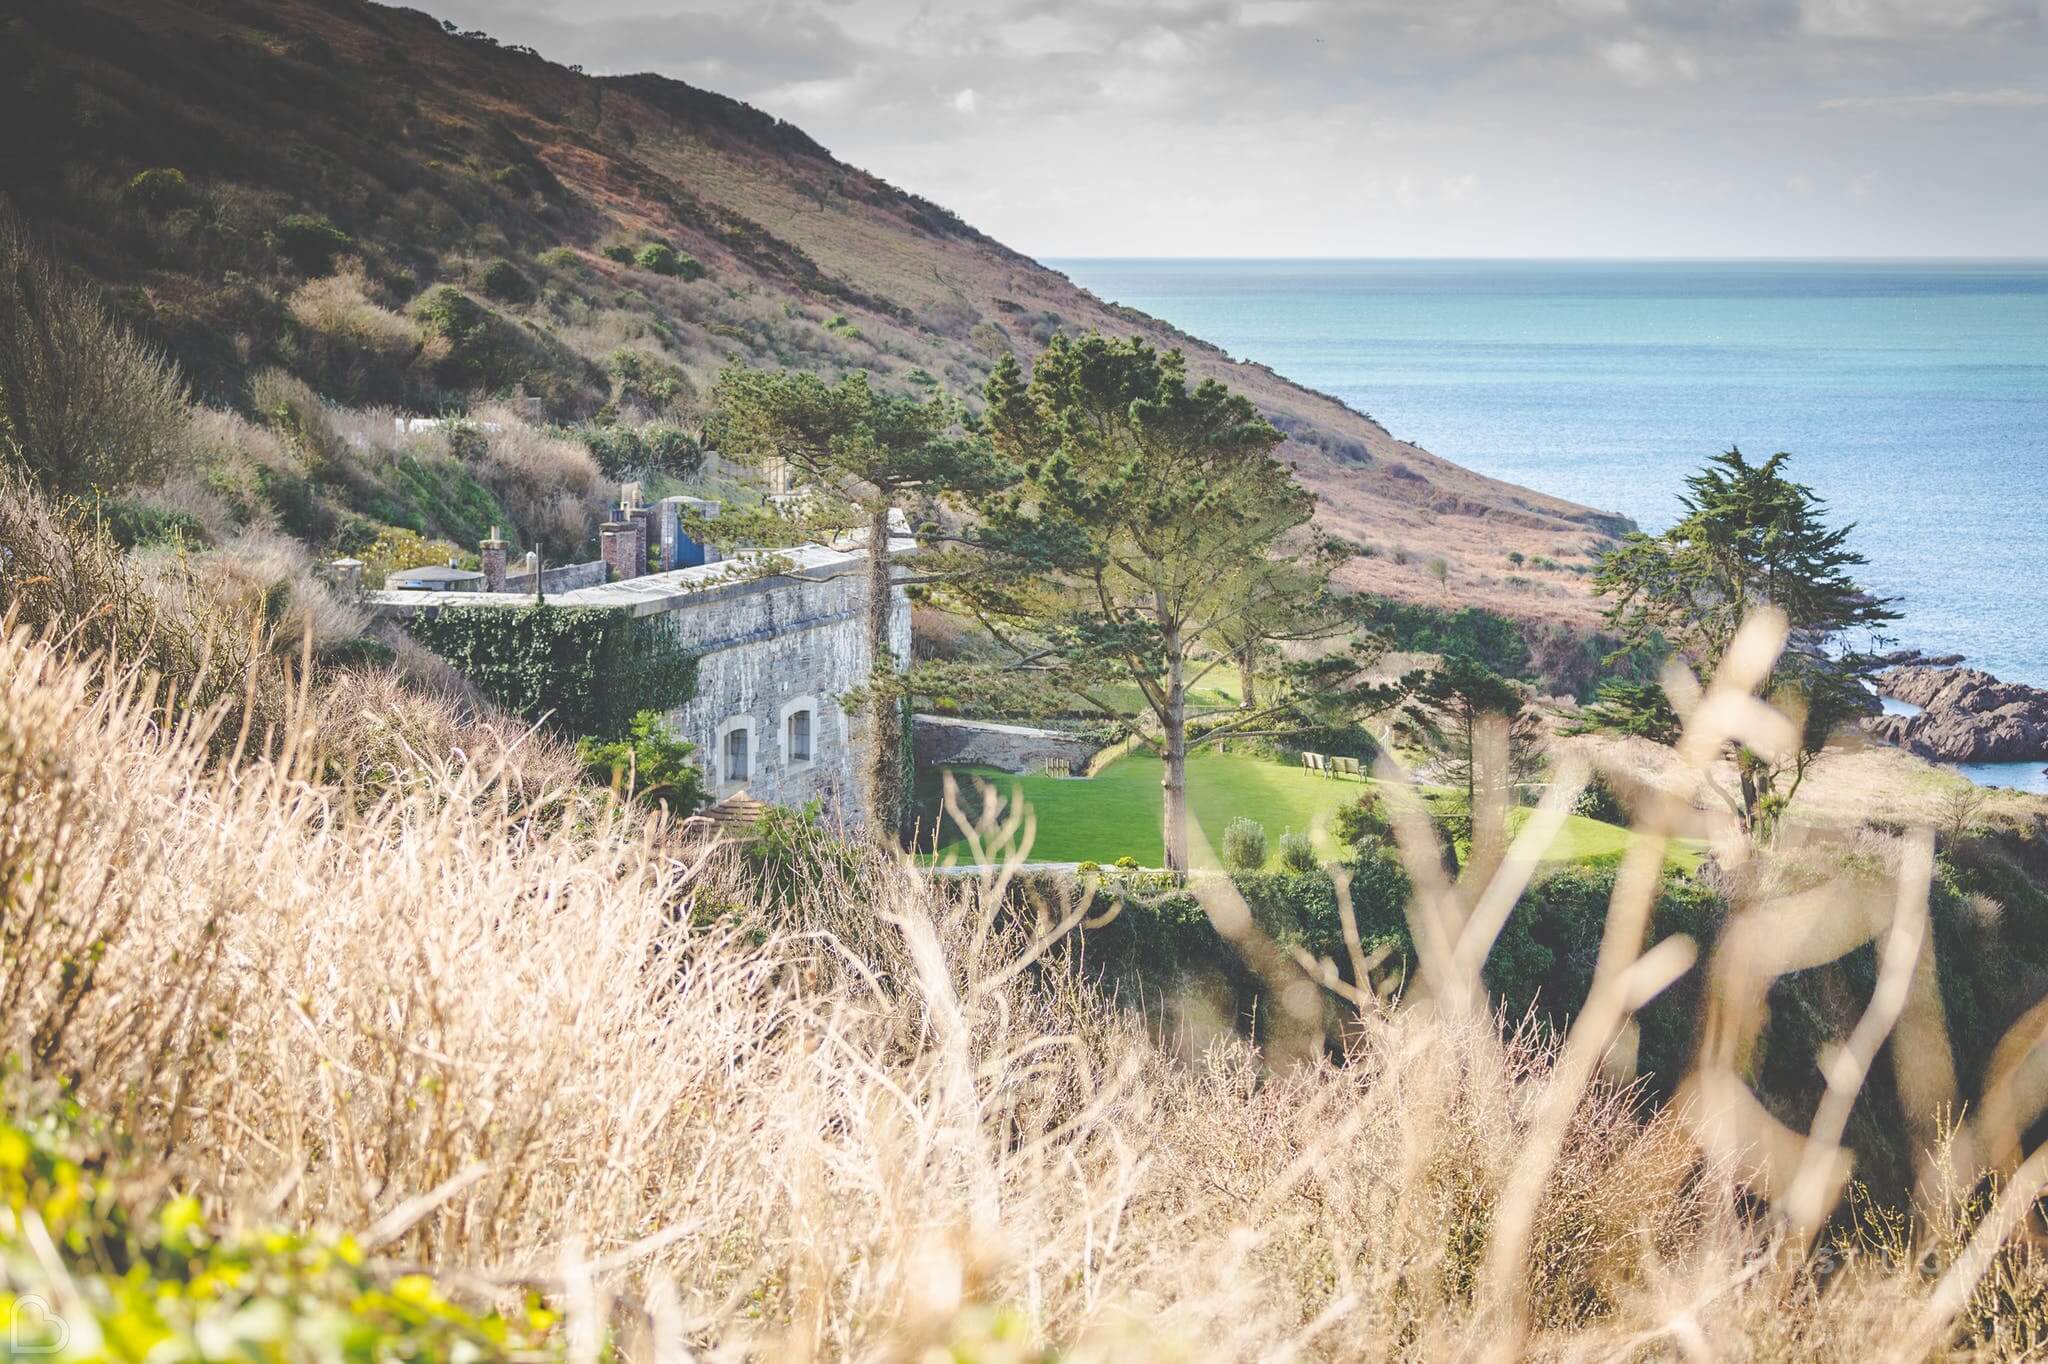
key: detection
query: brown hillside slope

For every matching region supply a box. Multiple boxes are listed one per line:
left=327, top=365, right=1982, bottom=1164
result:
left=0, top=0, right=1624, bottom=624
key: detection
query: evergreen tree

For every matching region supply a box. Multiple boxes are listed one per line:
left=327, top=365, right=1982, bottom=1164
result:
left=955, top=334, right=1401, bottom=872
left=709, top=368, right=997, bottom=841
left=1403, top=655, right=1544, bottom=876
left=1591, top=448, right=1897, bottom=836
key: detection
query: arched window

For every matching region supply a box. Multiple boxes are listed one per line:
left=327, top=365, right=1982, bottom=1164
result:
left=779, top=695, right=821, bottom=773
left=723, top=726, right=749, bottom=783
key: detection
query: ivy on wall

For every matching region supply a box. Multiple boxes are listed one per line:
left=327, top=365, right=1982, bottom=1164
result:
left=404, top=604, right=696, bottom=738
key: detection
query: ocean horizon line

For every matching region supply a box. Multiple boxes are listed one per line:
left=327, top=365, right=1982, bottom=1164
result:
left=1040, top=254, right=2048, bottom=266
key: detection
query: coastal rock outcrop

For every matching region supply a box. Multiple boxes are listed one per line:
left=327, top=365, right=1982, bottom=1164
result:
left=1862, top=665, right=2048, bottom=763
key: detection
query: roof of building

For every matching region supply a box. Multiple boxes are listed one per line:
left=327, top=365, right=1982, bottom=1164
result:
left=387, top=565, right=485, bottom=584
left=364, top=532, right=915, bottom=619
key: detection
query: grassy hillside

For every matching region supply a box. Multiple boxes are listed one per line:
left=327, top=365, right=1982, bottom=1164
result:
left=0, top=0, right=1625, bottom=624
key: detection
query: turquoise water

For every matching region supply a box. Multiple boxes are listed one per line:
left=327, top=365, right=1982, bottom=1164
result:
left=1050, top=259, right=2048, bottom=789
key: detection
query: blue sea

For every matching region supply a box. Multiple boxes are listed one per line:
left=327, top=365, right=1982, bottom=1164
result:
left=1051, top=259, right=2048, bottom=790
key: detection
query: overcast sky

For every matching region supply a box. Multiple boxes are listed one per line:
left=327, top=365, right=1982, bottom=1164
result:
left=419, top=0, right=2048, bottom=258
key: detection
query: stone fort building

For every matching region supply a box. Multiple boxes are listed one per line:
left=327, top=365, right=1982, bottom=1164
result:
left=365, top=501, right=911, bottom=825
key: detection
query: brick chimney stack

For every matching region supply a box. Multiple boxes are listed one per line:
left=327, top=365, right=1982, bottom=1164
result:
left=601, top=521, right=641, bottom=582
left=479, top=527, right=508, bottom=592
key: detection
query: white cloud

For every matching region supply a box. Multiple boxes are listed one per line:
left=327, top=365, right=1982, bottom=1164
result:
left=425, top=0, right=2048, bottom=257
left=756, top=76, right=859, bottom=112
left=1129, top=26, right=1191, bottom=64
left=1598, top=39, right=1657, bottom=85
left=1236, top=1, right=1323, bottom=27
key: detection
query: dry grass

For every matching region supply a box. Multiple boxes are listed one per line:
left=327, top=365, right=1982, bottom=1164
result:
left=4, top=613, right=2048, bottom=1360
left=467, top=402, right=612, bottom=554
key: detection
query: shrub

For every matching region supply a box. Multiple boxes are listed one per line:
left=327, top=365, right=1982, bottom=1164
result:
left=537, top=246, right=581, bottom=271
left=356, top=524, right=466, bottom=587
left=601, top=242, right=637, bottom=265
left=283, top=263, right=423, bottom=406
left=606, top=346, right=692, bottom=412
left=249, top=366, right=346, bottom=477
left=125, top=166, right=191, bottom=211
left=0, top=211, right=191, bottom=496
left=578, top=708, right=708, bottom=817
left=1277, top=828, right=1319, bottom=874
left=463, top=405, right=609, bottom=558
left=1222, top=816, right=1268, bottom=871
left=581, top=420, right=703, bottom=479
left=0, top=1112, right=554, bottom=1361
left=414, top=285, right=487, bottom=351
left=269, top=213, right=354, bottom=275
left=478, top=257, right=536, bottom=304
left=412, top=286, right=522, bottom=393
left=102, top=496, right=209, bottom=549
left=1573, top=772, right=1630, bottom=825
left=635, top=243, right=704, bottom=279
left=1333, top=789, right=1391, bottom=848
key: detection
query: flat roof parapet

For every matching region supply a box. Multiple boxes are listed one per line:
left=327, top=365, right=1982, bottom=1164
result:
left=363, top=536, right=914, bottom=620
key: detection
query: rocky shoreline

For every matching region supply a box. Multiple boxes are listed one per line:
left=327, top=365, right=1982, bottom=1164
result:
left=1861, top=663, right=2048, bottom=765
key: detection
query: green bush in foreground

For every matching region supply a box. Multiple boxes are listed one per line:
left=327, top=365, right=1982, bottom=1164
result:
left=0, top=1110, right=560, bottom=1361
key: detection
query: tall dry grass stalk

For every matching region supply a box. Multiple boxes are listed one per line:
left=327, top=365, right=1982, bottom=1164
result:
left=4, top=614, right=2048, bottom=1359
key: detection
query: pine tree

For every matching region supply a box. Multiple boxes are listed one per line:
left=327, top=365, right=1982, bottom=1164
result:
left=709, top=368, right=997, bottom=842
left=1591, top=448, right=1898, bottom=836
left=955, top=334, right=1400, bottom=872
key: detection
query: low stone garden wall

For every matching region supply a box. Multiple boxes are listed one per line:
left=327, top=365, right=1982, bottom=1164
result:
left=914, top=715, right=1106, bottom=775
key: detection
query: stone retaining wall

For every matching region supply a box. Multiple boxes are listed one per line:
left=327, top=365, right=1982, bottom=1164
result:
left=914, top=715, right=1104, bottom=774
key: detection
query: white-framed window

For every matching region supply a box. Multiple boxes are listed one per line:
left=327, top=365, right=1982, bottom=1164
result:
left=714, top=716, right=756, bottom=789
left=778, top=695, right=820, bottom=772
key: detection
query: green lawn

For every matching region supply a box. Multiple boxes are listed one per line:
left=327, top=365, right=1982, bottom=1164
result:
left=926, top=750, right=1702, bottom=872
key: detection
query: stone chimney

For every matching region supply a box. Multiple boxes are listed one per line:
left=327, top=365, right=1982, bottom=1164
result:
left=601, top=521, right=641, bottom=582
left=479, top=527, right=508, bottom=592
left=330, top=557, right=365, bottom=595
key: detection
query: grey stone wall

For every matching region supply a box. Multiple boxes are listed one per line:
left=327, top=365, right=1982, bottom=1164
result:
left=913, top=716, right=1105, bottom=774
left=657, top=570, right=911, bottom=825
left=501, top=560, right=608, bottom=595
left=362, top=539, right=911, bottom=830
